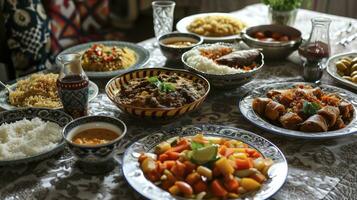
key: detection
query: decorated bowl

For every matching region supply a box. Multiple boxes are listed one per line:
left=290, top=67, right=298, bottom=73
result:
left=182, top=43, right=264, bottom=88
left=158, top=32, right=203, bottom=61
left=105, top=68, right=210, bottom=121
left=62, top=115, right=127, bottom=173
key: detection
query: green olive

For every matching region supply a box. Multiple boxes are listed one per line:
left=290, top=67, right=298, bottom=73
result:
left=352, top=75, right=357, bottom=83
left=335, top=61, right=348, bottom=72
left=341, top=59, right=352, bottom=67
left=351, top=71, right=357, bottom=77
left=351, top=63, right=357, bottom=72
left=343, top=76, right=352, bottom=81
left=351, top=57, right=357, bottom=65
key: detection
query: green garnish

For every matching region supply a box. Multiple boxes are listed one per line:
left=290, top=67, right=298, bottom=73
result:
left=191, top=141, right=204, bottom=151
left=190, top=145, right=218, bottom=165
left=302, top=101, right=321, bottom=116
left=146, top=76, right=176, bottom=93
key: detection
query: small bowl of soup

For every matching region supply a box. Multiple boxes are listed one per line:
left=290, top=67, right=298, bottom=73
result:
left=158, top=32, right=203, bottom=61
left=63, top=115, right=127, bottom=174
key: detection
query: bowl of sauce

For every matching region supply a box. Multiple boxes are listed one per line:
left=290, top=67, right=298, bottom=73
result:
left=158, top=32, right=203, bottom=61
left=63, top=116, right=127, bottom=174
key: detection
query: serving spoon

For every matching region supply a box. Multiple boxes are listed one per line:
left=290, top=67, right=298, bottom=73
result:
left=0, top=81, right=13, bottom=93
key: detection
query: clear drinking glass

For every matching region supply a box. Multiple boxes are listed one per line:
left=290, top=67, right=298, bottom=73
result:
left=298, top=18, right=331, bottom=83
left=152, top=1, right=175, bottom=41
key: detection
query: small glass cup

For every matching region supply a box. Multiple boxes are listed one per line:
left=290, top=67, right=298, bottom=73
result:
left=152, top=1, right=175, bottom=43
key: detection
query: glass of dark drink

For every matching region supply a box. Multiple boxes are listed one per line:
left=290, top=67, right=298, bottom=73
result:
left=56, top=53, right=89, bottom=118
left=298, top=18, right=331, bottom=83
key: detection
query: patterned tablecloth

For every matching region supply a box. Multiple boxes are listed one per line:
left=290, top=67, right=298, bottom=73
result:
left=1, top=4, right=357, bottom=200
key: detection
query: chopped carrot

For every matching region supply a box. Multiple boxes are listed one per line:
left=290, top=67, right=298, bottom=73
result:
left=245, top=148, right=257, bottom=156
left=211, top=179, right=228, bottom=197
left=236, top=158, right=253, bottom=170
left=163, top=160, right=176, bottom=169
left=147, top=171, right=160, bottom=182
left=183, top=161, right=196, bottom=174
left=224, top=177, right=239, bottom=192
left=175, top=161, right=186, bottom=177
left=193, top=180, right=207, bottom=193
left=218, top=145, right=227, bottom=155
left=166, top=151, right=180, bottom=160
left=159, top=153, right=169, bottom=162
left=186, top=172, right=201, bottom=185
left=251, top=151, right=261, bottom=158
left=157, top=162, right=166, bottom=174
left=166, top=142, right=189, bottom=153
left=224, top=148, right=235, bottom=157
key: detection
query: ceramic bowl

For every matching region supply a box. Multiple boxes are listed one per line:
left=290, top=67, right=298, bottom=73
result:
left=63, top=115, right=127, bottom=173
left=182, top=43, right=264, bottom=88
left=241, top=24, right=302, bottom=60
left=105, top=68, right=210, bottom=122
left=158, top=32, right=203, bottom=61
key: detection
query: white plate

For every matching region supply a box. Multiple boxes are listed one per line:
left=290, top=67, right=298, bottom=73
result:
left=326, top=52, right=357, bottom=90
left=176, top=13, right=246, bottom=42
left=0, top=79, right=98, bottom=110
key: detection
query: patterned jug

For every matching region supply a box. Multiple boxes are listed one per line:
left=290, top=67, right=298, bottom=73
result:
left=56, top=53, right=89, bottom=118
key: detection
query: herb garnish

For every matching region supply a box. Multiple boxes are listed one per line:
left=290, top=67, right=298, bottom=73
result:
left=147, top=76, right=176, bottom=93
left=190, top=141, right=204, bottom=151
left=302, top=101, right=321, bottom=116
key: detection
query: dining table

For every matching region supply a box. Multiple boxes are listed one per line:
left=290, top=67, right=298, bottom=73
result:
left=1, top=3, right=356, bottom=200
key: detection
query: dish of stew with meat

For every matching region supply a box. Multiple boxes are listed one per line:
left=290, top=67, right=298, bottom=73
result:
left=116, top=73, right=206, bottom=108
left=252, top=84, right=354, bottom=132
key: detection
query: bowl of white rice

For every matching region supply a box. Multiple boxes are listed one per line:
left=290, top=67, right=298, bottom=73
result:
left=182, top=43, right=264, bottom=88
left=0, top=108, right=72, bottom=165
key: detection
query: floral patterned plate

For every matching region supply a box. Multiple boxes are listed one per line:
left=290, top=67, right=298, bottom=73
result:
left=0, top=108, right=72, bottom=166
left=0, top=80, right=98, bottom=111
left=123, top=124, right=288, bottom=200
left=239, top=82, right=357, bottom=139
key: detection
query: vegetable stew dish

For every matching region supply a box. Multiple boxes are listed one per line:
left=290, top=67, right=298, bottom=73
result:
left=139, top=133, right=273, bottom=199
left=252, top=84, right=354, bottom=132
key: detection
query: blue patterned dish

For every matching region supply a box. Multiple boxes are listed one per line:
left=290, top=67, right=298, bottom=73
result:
left=56, top=41, right=150, bottom=78
left=0, top=80, right=98, bottom=111
left=239, top=82, right=357, bottom=139
left=0, top=108, right=72, bottom=166
left=123, top=124, right=288, bottom=200
left=63, top=115, right=127, bottom=174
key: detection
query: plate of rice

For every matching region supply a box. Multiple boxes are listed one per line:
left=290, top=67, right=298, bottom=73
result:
left=57, top=41, right=150, bottom=78
left=182, top=43, right=264, bottom=88
left=0, top=108, right=72, bottom=165
left=0, top=73, right=98, bottom=110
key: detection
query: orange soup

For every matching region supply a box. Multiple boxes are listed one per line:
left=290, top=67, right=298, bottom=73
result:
left=72, top=128, right=119, bottom=145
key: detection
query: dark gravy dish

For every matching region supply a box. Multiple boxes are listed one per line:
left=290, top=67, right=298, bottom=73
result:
left=116, top=73, right=206, bottom=108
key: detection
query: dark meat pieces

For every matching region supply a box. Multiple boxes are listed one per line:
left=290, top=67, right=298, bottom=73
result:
left=317, top=106, right=340, bottom=128
left=279, top=112, right=303, bottom=130
left=300, top=114, right=328, bottom=132
left=252, top=98, right=272, bottom=116
left=216, top=49, right=260, bottom=67
left=264, top=101, right=286, bottom=121
left=339, top=101, right=354, bottom=121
